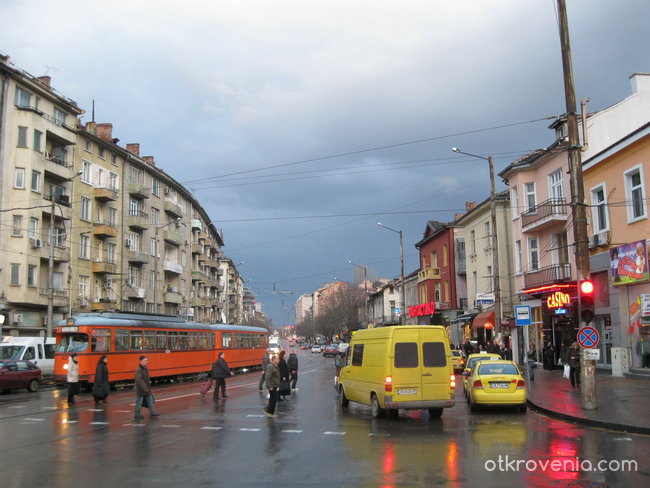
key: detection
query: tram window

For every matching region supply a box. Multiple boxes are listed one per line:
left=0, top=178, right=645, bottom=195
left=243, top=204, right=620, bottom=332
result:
left=115, top=330, right=129, bottom=351
left=156, top=332, right=167, bottom=350
left=188, top=332, right=197, bottom=350
left=178, top=332, right=188, bottom=350
left=168, top=331, right=179, bottom=350
left=198, top=333, right=207, bottom=349
left=57, top=333, right=89, bottom=353
left=91, top=329, right=111, bottom=352
left=142, top=331, right=155, bottom=350
left=209, top=333, right=215, bottom=349
left=130, top=330, right=143, bottom=350
left=222, top=333, right=232, bottom=348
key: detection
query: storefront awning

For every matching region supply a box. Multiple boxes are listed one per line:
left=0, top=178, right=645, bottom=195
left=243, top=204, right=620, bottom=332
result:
left=472, top=310, right=495, bottom=329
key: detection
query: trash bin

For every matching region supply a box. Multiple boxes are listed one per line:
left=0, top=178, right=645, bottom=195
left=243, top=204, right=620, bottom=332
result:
left=611, top=347, right=630, bottom=377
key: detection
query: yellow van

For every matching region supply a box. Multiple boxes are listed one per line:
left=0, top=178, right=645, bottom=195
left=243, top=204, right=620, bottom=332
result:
left=335, top=325, right=456, bottom=418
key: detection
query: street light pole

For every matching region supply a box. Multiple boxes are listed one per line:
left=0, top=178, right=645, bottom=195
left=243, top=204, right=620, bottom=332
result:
left=153, top=217, right=181, bottom=312
left=377, top=223, right=406, bottom=324
left=452, top=148, right=501, bottom=337
left=349, top=260, right=369, bottom=327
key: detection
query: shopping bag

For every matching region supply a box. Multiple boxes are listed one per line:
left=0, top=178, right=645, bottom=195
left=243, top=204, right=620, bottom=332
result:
left=142, top=395, right=155, bottom=409
left=279, top=381, right=292, bottom=396
left=563, top=364, right=570, bottom=379
left=200, top=379, right=214, bottom=395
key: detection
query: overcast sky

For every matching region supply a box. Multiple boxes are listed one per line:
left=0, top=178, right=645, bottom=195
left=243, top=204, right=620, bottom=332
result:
left=2, top=0, right=649, bottom=326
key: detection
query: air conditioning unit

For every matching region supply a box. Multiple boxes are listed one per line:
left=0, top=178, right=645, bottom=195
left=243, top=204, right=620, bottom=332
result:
left=164, top=188, right=170, bottom=195
left=14, top=313, right=24, bottom=323
left=136, top=288, right=145, bottom=298
left=588, top=235, right=598, bottom=250
left=596, top=232, right=610, bottom=247
left=125, top=239, right=133, bottom=248
left=30, top=238, right=43, bottom=248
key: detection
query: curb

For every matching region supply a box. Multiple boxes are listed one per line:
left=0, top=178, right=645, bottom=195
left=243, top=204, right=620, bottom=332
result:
left=526, top=399, right=650, bottom=436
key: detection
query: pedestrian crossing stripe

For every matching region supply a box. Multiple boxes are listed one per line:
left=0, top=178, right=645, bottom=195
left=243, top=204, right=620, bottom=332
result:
left=200, top=426, right=223, bottom=430
left=90, top=422, right=109, bottom=425
left=161, top=425, right=181, bottom=428
left=323, top=431, right=346, bottom=435
left=240, top=428, right=261, bottom=432
left=282, top=430, right=303, bottom=433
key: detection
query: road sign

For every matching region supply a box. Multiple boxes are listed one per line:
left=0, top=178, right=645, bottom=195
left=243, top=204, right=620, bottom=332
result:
left=515, top=306, right=531, bottom=326
left=476, top=293, right=495, bottom=304
left=583, top=349, right=601, bottom=360
left=577, top=326, right=600, bottom=349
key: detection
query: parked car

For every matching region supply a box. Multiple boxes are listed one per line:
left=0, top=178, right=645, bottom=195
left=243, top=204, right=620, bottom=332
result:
left=322, top=344, right=340, bottom=357
left=311, top=345, right=322, bottom=354
left=451, top=350, right=465, bottom=373
left=466, top=360, right=527, bottom=412
left=0, top=360, right=43, bottom=393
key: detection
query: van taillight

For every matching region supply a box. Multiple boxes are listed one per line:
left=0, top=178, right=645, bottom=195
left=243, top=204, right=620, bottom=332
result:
left=516, top=379, right=526, bottom=389
left=384, top=376, right=393, bottom=392
left=450, top=374, right=456, bottom=389
left=472, top=379, right=483, bottom=389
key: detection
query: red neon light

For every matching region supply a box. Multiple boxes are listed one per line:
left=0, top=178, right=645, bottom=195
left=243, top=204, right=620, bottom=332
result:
left=522, top=283, right=577, bottom=294
left=547, top=291, right=571, bottom=309
left=409, top=302, right=435, bottom=317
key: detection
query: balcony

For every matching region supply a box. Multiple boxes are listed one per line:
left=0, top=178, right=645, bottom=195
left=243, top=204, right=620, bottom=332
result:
left=455, top=259, right=466, bottom=275
left=43, top=151, right=74, bottom=179
left=523, top=263, right=572, bottom=289
left=127, top=211, right=149, bottom=230
left=126, top=250, right=150, bottom=264
left=90, top=299, right=117, bottom=311
left=163, top=261, right=183, bottom=274
left=125, top=287, right=146, bottom=300
left=197, top=231, right=207, bottom=241
left=164, top=200, right=183, bottom=218
left=418, top=267, right=441, bottom=283
left=192, top=270, right=206, bottom=282
left=164, top=291, right=183, bottom=304
left=43, top=195, right=72, bottom=220
left=92, top=259, right=117, bottom=274
left=94, top=186, right=119, bottom=202
left=162, top=229, right=182, bottom=246
left=192, top=243, right=203, bottom=254
left=128, top=182, right=150, bottom=199
left=93, top=222, right=119, bottom=238
left=39, top=288, right=69, bottom=307
left=521, top=198, right=568, bottom=232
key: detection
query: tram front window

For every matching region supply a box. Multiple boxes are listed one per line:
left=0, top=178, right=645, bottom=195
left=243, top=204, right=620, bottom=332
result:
left=57, top=333, right=89, bottom=353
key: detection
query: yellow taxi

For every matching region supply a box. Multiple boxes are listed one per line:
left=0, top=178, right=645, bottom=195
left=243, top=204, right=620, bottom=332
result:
left=462, top=353, right=501, bottom=395
left=466, top=360, right=527, bottom=412
left=451, top=350, right=465, bottom=373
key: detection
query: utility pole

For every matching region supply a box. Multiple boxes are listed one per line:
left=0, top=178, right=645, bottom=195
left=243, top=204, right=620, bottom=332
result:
left=557, top=0, right=595, bottom=409
left=46, top=193, right=55, bottom=337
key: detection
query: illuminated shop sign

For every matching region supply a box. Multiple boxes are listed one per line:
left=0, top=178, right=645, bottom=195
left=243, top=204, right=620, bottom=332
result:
left=546, top=291, right=571, bottom=309
left=409, top=302, right=435, bottom=318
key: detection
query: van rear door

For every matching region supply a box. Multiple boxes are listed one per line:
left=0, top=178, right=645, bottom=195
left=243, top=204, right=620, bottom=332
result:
left=419, top=329, right=451, bottom=400
left=392, top=328, right=424, bottom=402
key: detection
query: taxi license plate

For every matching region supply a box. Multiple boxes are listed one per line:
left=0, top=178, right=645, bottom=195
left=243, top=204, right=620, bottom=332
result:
left=397, top=388, right=417, bottom=395
left=490, top=383, right=510, bottom=389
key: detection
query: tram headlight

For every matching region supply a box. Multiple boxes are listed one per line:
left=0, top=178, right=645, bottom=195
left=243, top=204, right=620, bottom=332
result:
left=63, top=363, right=69, bottom=370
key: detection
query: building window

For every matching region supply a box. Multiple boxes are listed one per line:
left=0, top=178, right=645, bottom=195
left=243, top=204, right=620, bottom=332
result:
left=108, top=172, right=119, bottom=191
left=130, top=167, right=142, bottom=184
left=470, top=230, right=476, bottom=255
left=11, top=264, right=20, bottom=285
left=590, top=184, right=608, bottom=233
left=79, top=276, right=89, bottom=299
left=27, top=265, right=37, bottom=287
left=524, top=182, right=536, bottom=212
left=434, top=283, right=441, bottom=302
left=33, top=129, right=43, bottom=152
left=511, top=186, right=519, bottom=219
left=108, top=207, right=118, bottom=227
left=80, top=234, right=90, bottom=259
left=548, top=168, right=564, bottom=200
left=81, top=159, right=92, bottom=184
left=12, top=215, right=23, bottom=237
left=53, top=108, right=66, bottom=127
left=443, top=245, right=448, bottom=267
left=150, top=271, right=156, bottom=290
left=528, top=237, right=540, bottom=272
left=515, top=240, right=522, bottom=275
left=128, top=266, right=141, bottom=287
left=127, top=231, right=141, bottom=251
left=151, top=237, right=158, bottom=257
left=17, top=126, right=28, bottom=147
left=15, top=168, right=25, bottom=189
left=111, top=154, right=118, bottom=166
left=151, top=208, right=160, bottom=226
left=107, top=243, right=117, bottom=264
left=80, top=197, right=91, bottom=221
left=624, top=166, right=646, bottom=222
left=15, top=87, right=31, bottom=107
left=129, top=198, right=141, bottom=216
left=31, top=170, right=41, bottom=192
left=152, top=178, right=160, bottom=196
left=29, top=217, right=38, bottom=239
left=181, top=250, right=187, bottom=267
left=98, top=146, right=106, bottom=159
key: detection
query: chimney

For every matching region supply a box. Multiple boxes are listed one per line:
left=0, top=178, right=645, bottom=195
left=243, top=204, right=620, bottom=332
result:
left=454, top=213, right=463, bottom=221
left=37, top=76, right=51, bottom=87
left=96, top=123, right=113, bottom=142
left=85, top=121, right=97, bottom=134
left=0, top=54, right=9, bottom=65
left=126, top=143, right=140, bottom=157
left=143, top=156, right=155, bottom=167
left=465, top=201, right=477, bottom=212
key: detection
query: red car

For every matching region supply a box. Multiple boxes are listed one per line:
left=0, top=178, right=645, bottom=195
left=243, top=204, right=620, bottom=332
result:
left=322, top=344, right=340, bottom=358
left=0, top=360, right=43, bottom=393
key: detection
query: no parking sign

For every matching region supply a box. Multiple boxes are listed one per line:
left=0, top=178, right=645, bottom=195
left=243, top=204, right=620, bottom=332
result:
left=577, top=326, right=600, bottom=349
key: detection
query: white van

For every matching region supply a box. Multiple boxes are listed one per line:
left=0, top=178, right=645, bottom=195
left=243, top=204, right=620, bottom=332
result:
left=0, top=337, right=56, bottom=376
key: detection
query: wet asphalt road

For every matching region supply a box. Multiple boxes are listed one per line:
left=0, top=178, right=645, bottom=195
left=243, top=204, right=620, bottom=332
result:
left=0, top=348, right=648, bottom=488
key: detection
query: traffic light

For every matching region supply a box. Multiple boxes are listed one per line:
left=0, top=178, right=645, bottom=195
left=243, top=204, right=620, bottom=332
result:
left=579, top=280, right=595, bottom=323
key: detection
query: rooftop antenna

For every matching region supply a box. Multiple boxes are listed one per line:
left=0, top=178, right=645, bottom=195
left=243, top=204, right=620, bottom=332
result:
left=92, top=100, right=95, bottom=123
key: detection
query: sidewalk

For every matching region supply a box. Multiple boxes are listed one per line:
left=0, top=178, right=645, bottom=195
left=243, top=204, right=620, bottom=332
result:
left=526, top=367, right=650, bottom=435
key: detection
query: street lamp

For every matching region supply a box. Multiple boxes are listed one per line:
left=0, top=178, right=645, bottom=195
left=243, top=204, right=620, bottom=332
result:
left=377, top=223, right=406, bottom=324
left=153, top=217, right=181, bottom=312
left=451, top=147, right=501, bottom=336
left=47, top=170, right=83, bottom=337
left=349, top=260, right=369, bottom=327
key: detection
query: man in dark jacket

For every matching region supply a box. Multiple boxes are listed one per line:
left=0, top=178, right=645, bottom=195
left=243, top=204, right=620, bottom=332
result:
left=135, top=356, right=159, bottom=418
left=259, top=349, right=272, bottom=390
left=287, top=351, right=299, bottom=391
left=212, top=352, right=233, bottom=400
left=264, top=354, right=281, bottom=418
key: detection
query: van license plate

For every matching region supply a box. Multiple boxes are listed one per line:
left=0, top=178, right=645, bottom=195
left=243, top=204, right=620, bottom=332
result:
left=397, top=389, right=417, bottom=395
left=490, top=383, right=509, bottom=389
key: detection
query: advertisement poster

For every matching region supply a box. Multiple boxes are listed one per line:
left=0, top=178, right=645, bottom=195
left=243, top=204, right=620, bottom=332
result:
left=610, top=240, right=649, bottom=286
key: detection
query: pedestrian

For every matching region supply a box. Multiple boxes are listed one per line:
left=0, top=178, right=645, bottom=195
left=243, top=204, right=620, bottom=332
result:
left=212, top=351, right=234, bottom=400
left=92, top=355, right=110, bottom=407
left=559, top=340, right=570, bottom=366
left=66, top=353, right=80, bottom=405
left=135, top=356, right=159, bottom=418
left=526, top=344, right=537, bottom=380
left=264, top=354, right=280, bottom=418
left=258, top=349, right=272, bottom=390
left=287, top=350, right=299, bottom=391
left=278, top=350, right=290, bottom=400
left=543, top=342, right=555, bottom=370
left=568, top=342, right=581, bottom=388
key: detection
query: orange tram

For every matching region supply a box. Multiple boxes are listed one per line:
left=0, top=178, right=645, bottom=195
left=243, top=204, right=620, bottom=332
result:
left=54, top=312, right=269, bottom=387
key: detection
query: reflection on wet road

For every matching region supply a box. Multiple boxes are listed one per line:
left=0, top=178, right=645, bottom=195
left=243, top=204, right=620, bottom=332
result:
left=0, top=350, right=647, bottom=488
